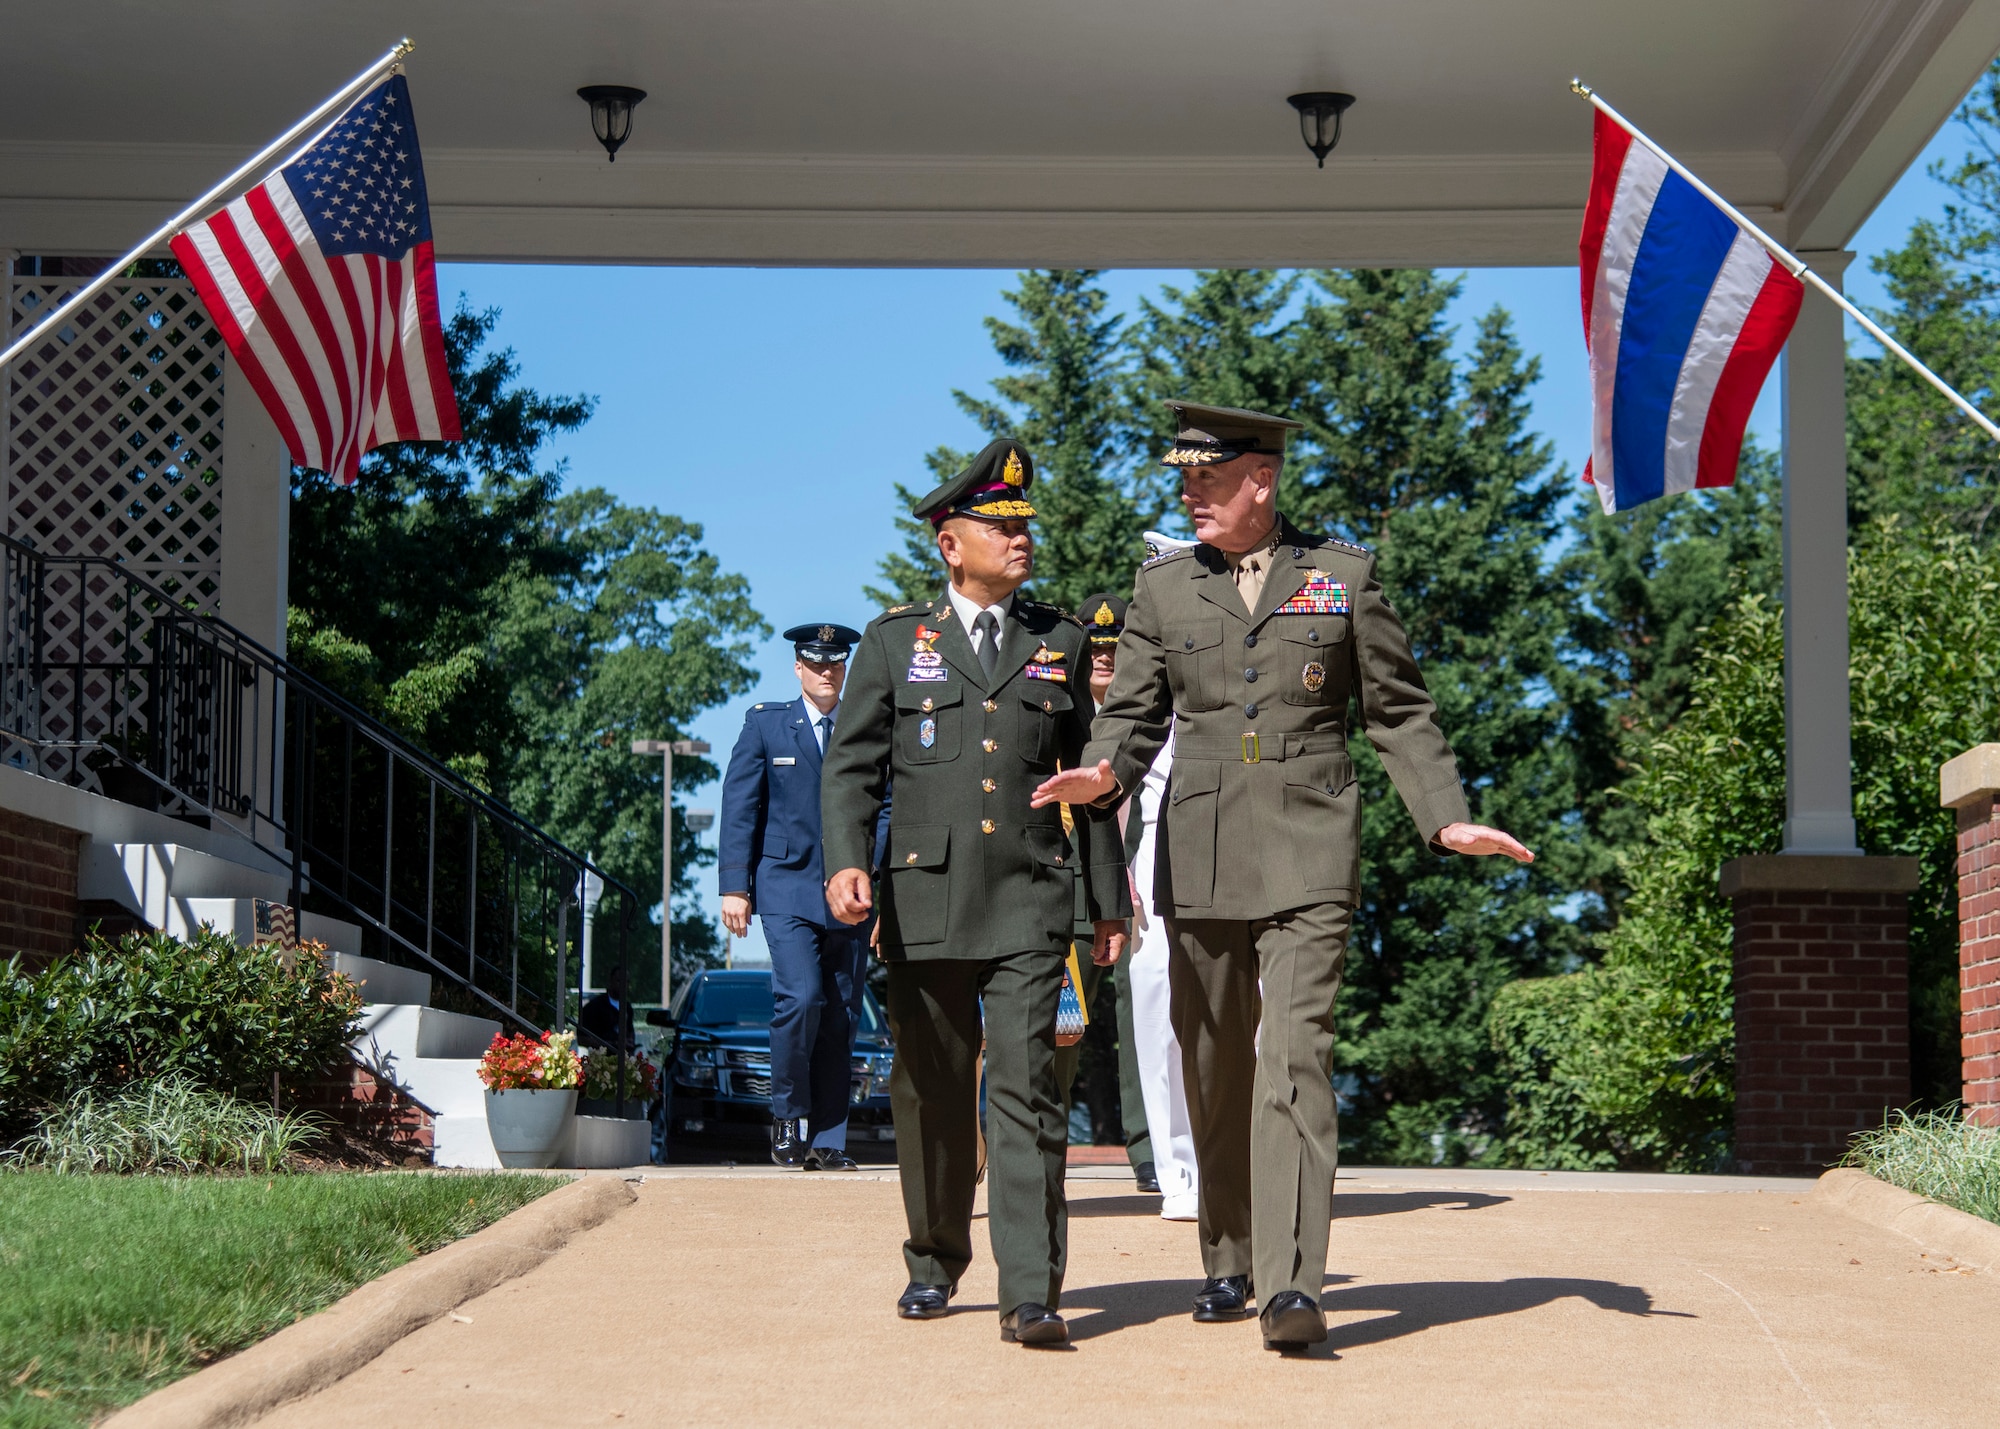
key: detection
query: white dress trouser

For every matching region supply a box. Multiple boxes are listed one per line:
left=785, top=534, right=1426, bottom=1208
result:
left=1130, top=743, right=1197, bottom=1204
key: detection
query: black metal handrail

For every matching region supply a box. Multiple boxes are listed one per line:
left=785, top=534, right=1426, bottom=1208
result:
left=0, top=531, right=654, bottom=1039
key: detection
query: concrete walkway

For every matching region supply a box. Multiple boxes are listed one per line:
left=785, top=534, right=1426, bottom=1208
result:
left=257, top=1167, right=1995, bottom=1426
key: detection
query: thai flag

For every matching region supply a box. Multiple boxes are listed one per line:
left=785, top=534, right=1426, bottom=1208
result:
left=1580, top=110, right=1803, bottom=513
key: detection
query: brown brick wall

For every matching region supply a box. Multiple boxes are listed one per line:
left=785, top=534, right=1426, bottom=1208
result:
left=296, top=1057, right=435, bottom=1155
left=1958, top=794, right=2000, bottom=1126
left=0, top=805, right=83, bottom=969
left=1733, top=888, right=1911, bottom=1175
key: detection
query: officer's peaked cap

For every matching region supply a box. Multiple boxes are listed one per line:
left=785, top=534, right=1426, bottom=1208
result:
left=1161, top=401, right=1303, bottom=468
left=783, top=622, right=862, bottom=663
left=911, top=439, right=1038, bottom=526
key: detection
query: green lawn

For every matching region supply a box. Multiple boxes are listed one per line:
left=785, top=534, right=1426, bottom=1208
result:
left=0, top=1171, right=557, bottom=1427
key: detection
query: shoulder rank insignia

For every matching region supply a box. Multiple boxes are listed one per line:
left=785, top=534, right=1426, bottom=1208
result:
left=1275, top=571, right=1351, bottom=616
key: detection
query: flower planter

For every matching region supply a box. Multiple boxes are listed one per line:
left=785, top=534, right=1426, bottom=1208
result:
left=483, top=1087, right=577, bottom=1168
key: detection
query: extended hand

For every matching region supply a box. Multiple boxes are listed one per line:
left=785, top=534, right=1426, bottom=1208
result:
left=1031, top=759, right=1117, bottom=808
left=1435, top=823, right=1535, bottom=863
left=825, top=867, right=874, bottom=925
left=720, top=893, right=753, bottom=939
left=1090, top=918, right=1128, bottom=966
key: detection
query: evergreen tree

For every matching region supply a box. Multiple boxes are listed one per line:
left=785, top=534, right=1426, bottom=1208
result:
left=1126, top=270, right=1302, bottom=529
left=288, top=305, right=765, bottom=982
left=1277, top=272, right=1588, bottom=1162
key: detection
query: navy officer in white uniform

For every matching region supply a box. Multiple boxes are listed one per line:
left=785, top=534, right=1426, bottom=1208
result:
left=719, top=622, right=880, bottom=1169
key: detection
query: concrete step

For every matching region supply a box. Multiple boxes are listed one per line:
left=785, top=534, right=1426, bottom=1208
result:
left=565, top=1114, right=651, bottom=1169
left=355, top=1051, right=488, bottom=1119
left=325, top=952, right=431, bottom=1007
left=78, top=841, right=289, bottom=922
left=355, top=1003, right=501, bottom=1063
left=300, top=911, right=364, bottom=957
left=433, top=1113, right=500, bottom=1169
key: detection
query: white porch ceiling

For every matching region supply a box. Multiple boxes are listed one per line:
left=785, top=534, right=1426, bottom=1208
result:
left=2, top=0, right=1998, bottom=267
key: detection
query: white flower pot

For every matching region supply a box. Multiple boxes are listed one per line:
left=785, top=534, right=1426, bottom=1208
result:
left=484, top=1088, right=577, bottom=1168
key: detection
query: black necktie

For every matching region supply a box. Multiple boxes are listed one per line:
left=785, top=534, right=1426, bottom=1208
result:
left=974, top=610, right=1000, bottom=678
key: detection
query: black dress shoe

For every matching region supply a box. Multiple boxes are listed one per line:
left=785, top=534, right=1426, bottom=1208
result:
left=1260, top=1290, right=1328, bottom=1350
left=1192, top=1274, right=1253, bottom=1321
left=897, top=1282, right=952, bottom=1320
left=804, top=1146, right=858, bottom=1171
left=770, top=1118, right=806, bottom=1168
left=1134, top=1159, right=1160, bottom=1193
left=1000, top=1303, right=1068, bottom=1346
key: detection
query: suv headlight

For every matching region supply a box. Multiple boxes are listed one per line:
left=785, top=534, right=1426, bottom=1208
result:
left=677, top=1045, right=720, bottom=1086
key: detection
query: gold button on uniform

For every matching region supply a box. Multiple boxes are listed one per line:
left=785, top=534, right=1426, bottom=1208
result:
left=1054, top=855, right=1065, bottom=866
left=905, top=852, right=918, bottom=864
left=983, top=699, right=998, bottom=712
left=982, top=778, right=997, bottom=793
left=982, top=738, right=998, bottom=753
left=920, top=697, right=934, bottom=712
left=981, top=819, right=996, bottom=834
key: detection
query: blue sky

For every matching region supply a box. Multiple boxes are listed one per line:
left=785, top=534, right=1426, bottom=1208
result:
left=434, top=117, right=1974, bottom=964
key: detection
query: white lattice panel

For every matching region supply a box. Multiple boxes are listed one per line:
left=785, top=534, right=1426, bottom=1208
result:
left=4, top=275, right=224, bottom=613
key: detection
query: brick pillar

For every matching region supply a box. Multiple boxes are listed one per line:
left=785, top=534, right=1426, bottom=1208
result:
left=1720, top=855, right=1918, bottom=1175
left=0, top=805, right=83, bottom=969
left=1941, top=745, right=2000, bottom=1127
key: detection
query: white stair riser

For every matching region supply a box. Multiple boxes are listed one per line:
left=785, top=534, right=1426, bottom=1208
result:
left=356, top=1003, right=501, bottom=1062
left=433, top=1114, right=501, bottom=1169
left=300, top=912, right=364, bottom=958
left=354, top=1051, right=487, bottom=1118
left=79, top=841, right=288, bottom=921
left=326, top=952, right=431, bottom=1006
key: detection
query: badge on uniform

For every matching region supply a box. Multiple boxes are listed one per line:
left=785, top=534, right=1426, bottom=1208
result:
left=1301, top=661, right=1326, bottom=693
left=907, top=665, right=948, bottom=682
left=1024, top=663, right=1066, bottom=683
left=918, top=716, right=937, bottom=749
left=1031, top=643, right=1065, bottom=664
left=1275, top=572, right=1351, bottom=616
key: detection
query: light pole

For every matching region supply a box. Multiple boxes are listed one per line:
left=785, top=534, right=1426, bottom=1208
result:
left=579, top=864, right=604, bottom=991
left=632, top=738, right=710, bottom=1013
left=685, top=808, right=718, bottom=964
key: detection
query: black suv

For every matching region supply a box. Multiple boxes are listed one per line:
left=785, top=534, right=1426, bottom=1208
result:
left=651, top=968, right=895, bottom=1160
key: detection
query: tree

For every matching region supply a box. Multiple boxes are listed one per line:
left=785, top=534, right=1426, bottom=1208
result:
left=288, top=304, right=766, bottom=980
left=1271, top=272, right=1593, bottom=1163
left=1492, top=520, right=2000, bottom=1169
left=866, top=270, right=1144, bottom=611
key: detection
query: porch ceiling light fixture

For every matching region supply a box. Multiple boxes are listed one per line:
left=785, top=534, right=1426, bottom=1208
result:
left=578, top=85, right=647, bottom=162
left=1287, top=92, right=1356, bottom=168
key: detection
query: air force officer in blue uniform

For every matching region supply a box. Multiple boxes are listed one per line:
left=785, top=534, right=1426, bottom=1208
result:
left=719, top=622, right=879, bottom=1170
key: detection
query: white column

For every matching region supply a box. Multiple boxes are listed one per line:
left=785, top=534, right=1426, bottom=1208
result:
left=219, top=361, right=291, bottom=836
left=219, top=361, right=289, bottom=652
left=1780, top=250, right=1860, bottom=855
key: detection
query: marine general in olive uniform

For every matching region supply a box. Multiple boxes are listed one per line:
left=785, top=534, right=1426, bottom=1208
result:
left=822, top=438, right=1130, bottom=1348
left=1034, top=403, right=1533, bottom=1352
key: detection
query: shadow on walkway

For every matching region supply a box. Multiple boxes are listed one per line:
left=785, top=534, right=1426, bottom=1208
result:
left=1073, top=1190, right=1510, bottom=1220
left=1061, top=1273, right=1684, bottom=1349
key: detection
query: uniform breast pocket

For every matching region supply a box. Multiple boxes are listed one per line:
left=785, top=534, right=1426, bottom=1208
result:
left=1162, top=619, right=1225, bottom=712
left=1282, top=753, right=1358, bottom=891
left=1278, top=617, right=1349, bottom=706
left=1017, top=684, right=1072, bottom=766
left=895, top=685, right=962, bottom=764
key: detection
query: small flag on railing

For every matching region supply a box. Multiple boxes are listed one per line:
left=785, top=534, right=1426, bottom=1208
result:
left=1580, top=109, right=1802, bottom=513
left=171, top=74, right=461, bottom=484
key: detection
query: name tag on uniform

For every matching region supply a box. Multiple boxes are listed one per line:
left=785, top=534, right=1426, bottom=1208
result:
left=771, top=757, right=797, bottom=765
left=907, top=666, right=948, bottom=682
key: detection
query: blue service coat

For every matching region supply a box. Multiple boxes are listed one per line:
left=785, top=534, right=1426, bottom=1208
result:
left=718, top=697, right=887, bottom=925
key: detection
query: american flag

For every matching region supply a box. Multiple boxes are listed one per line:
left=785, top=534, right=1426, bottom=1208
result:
left=171, top=74, right=461, bottom=483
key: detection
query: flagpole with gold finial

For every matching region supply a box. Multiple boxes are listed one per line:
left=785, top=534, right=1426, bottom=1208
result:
left=0, top=39, right=415, bottom=375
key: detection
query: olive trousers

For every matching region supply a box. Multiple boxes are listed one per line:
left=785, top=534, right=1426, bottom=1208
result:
left=885, top=948, right=1068, bottom=1317
left=1167, top=900, right=1352, bottom=1302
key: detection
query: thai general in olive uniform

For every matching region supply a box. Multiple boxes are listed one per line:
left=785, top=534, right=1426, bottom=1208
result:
left=822, top=439, right=1129, bottom=1348
left=1034, top=403, right=1532, bottom=1353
